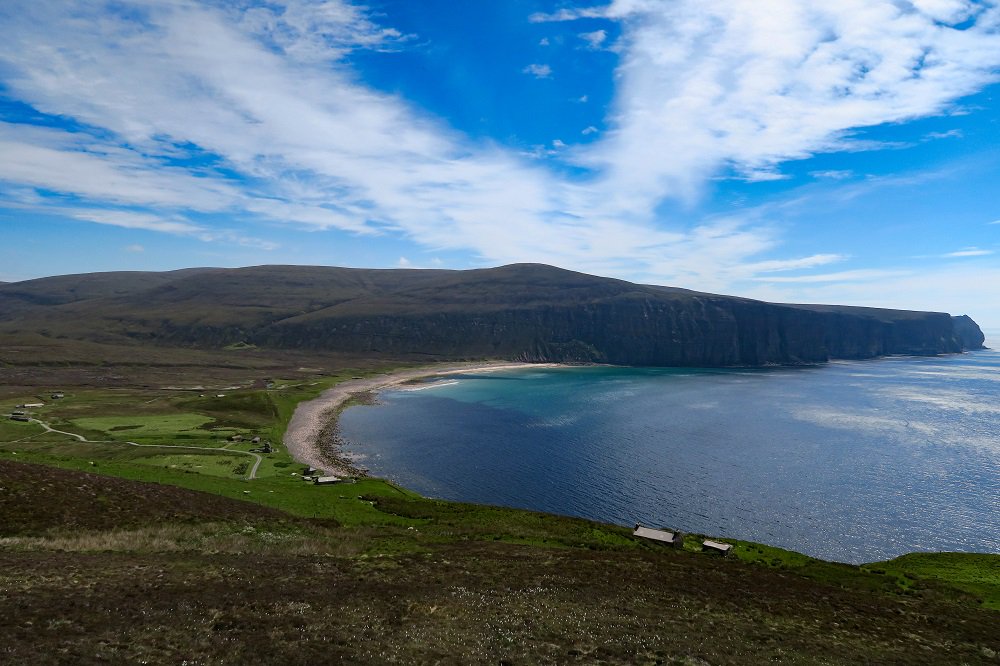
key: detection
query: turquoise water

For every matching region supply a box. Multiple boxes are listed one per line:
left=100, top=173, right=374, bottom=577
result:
left=339, top=350, right=1000, bottom=563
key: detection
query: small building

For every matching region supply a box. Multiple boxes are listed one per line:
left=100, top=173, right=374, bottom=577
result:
left=11, top=410, right=25, bottom=416
left=304, top=466, right=318, bottom=476
left=702, top=539, right=733, bottom=556
left=633, top=524, right=683, bottom=547
left=251, top=436, right=261, bottom=444
left=314, top=476, right=342, bottom=485
left=10, top=414, right=30, bottom=422
left=51, top=393, right=65, bottom=400
left=20, top=403, right=44, bottom=408
left=229, top=434, right=244, bottom=442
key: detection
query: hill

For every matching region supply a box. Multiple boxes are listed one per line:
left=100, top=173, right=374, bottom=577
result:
left=0, top=263, right=985, bottom=366
left=1, top=460, right=996, bottom=664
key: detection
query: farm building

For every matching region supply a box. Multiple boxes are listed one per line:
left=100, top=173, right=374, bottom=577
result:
left=633, top=524, right=683, bottom=547
left=314, top=476, right=342, bottom=485
left=702, top=540, right=733, bottom=556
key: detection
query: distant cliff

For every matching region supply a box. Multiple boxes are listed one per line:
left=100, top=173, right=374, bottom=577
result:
left=952, top=315, right=987, bottom=350
left=0, top=263, right=986, bottom=367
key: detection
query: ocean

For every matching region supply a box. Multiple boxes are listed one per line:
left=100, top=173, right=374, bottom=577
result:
left=338, top=348, right=1000, bottom=563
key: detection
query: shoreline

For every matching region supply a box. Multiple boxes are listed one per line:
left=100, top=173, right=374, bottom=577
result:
left=282, top=361, right=562, bottom=476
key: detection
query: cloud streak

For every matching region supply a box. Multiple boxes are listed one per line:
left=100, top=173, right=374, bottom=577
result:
left=0, top=0, right=998, bottom=297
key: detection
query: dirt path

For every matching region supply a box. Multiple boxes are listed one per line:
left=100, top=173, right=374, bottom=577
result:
left=29, top=419, right=264, bottom=480
left=283, top=362, right=560, bottom=476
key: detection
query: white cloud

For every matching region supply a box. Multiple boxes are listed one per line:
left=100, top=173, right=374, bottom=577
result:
left=397, top=256, right=412, bottom=267
left=522, top=63, right=552, bottom=78
left=582, top=126, right=600, bottom=135
left=924, top=129, right=964, bottom=140
left=125, top=244, right=145, bottom=253
left=68, top=209, right=205, bottom=235
left=810, top=170, right=855, bottom=180
left=738, top=264, right=1000, bottom=329
left=579, top=29, right=608, bottom=49
left=539, top=37, right=550, bottom=46
left=744, top=254, right=847, bottom=274
left=529, top=8, right=609, bottom=23
left=749, top=269, right=910, bottom=284
left=561, top=0, right=1000, bottom=208
left=943, top=247, right=994, bottom=257
left=575, top=95, right=589, bottom=103
left=0, top=0, right=998, bottom=301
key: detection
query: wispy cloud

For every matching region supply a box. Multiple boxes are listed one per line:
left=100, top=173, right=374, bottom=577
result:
left=522, top=63, right=553, bottom=78
left=810, top=170, right=855, bottom=180
left=0, top=0, right=998, bottom=297
left=552, top=0, right=1000, bottom=207
left=124, top=244, right=145, bottom=253
left=924, top=129, right=964, bottom=140
left=579, top=29, right=607, bottom=49
left=749, top=269, right=910, bottom=284
left=943, top=247, right=994, bottom=257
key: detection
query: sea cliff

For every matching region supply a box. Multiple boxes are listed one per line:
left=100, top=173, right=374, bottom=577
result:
left=0, top=263, right=986, bottom=367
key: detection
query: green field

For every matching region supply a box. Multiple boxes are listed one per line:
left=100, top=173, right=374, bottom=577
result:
left=1, top=360, right=997, bottom=664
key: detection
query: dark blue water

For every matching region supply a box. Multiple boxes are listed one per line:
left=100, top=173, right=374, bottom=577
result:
left=339, top=349, right=1000, bottom=563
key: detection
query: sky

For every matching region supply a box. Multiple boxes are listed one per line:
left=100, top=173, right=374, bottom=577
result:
left=1, top=0, right=999, bottom=327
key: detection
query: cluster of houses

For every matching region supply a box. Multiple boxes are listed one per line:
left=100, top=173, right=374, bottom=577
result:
left=228, top=433, right=274, bottom=453
left=632, top=523, right=734, bottom=557
left=7, top=395, right=61, bottom=422
left=298, top=466, right=343, bottom=485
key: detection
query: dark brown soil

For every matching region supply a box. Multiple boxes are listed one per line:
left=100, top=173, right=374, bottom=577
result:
left=1, top=544, right=997, bottom=665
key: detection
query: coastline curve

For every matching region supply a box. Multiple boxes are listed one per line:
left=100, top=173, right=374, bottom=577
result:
left=282, top=361, right=560, bottom=476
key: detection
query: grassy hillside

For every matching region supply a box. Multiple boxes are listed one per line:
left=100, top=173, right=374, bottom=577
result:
left=1, top=457, right=997, bottom=664
left=2, top=359, right=998, bottom=664
left=0, top=263, right=982, bottom=367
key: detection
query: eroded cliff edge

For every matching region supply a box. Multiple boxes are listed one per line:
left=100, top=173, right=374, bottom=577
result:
left=0, top=263, right=987, bottom=367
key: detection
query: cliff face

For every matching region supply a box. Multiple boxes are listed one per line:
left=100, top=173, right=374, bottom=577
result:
left=0, top=263, right=986, bottom=367
left=256, top=296, right=971, bottom=366
left=952, top=315, right=987, bottom=350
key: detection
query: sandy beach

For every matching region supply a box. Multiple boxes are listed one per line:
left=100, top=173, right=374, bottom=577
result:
left=282, top=362, right=560, bottom=476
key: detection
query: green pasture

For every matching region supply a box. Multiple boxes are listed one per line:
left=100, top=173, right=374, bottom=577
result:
left=71, top=413, right=219, bottom=439
left=3, top=363, right=996, bottom=615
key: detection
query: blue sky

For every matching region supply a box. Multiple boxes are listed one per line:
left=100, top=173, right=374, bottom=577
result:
left=1, top=0, right=999, bottom=327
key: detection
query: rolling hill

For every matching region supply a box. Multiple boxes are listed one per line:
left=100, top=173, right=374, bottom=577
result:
left=0, top=263, right=985, bottom=366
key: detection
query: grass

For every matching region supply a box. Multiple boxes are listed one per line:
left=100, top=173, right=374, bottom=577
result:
left=875, top=552, right=1000, bottom=610
left=129, top=452, right=253, bottom=478
left=2, top=458, right=999, bottom=665
left=70, top=413, right=217, bottom=439
left=2, top=358, right=998, bottom=664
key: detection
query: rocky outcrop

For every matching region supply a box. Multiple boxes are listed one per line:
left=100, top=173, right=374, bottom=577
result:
left=952, top=315, right=987, bottom=350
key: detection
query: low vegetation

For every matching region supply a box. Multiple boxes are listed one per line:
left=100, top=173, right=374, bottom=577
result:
left=1, top=357, right=997, bottom=664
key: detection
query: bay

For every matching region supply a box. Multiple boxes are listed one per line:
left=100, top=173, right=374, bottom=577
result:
left=339, top=349, right=1000, bottom=563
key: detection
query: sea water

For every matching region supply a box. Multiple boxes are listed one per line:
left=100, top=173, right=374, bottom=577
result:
left=339, top=348, right=1000, bottom=563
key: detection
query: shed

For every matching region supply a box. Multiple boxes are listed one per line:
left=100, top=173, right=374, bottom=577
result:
left=10, top=415, right=30, bottom=422
left=51, top=393, right=65, bottom=400
left=633, top=524, right=683, bottom=546
left=251, top=436, right=261, bottom=444
left=702, top=539, right=733, bottom=556
left=11, top=410, right=25, bottom=416
left=20, top=403, right=44, bottom=408
left=229, top=434, right=244, bottom=442
left=314, top=476, right=342, bottom=485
